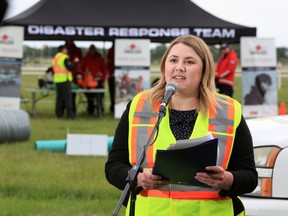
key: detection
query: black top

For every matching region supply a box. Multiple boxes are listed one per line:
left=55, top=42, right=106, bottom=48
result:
left=64, top=58, right=79, bottom=71
left=169, top=109, right=198, bottom=140
left=105, top=102, right=258, bottom=213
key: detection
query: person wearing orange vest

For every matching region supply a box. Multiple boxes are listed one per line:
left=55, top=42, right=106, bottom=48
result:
left=105, top=35, right=257, bottom=216
left=52, top=45, right=79, bottom=119
left=215, top=43, right=239, bottom=97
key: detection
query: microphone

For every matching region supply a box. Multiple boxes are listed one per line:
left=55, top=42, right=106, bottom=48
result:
left=159, top=82, right=178, bottom=114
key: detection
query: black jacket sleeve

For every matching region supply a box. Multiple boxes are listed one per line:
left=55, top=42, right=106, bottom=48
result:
left=219, top=115, right=258, bottom=197
left=64, top=58, right=79, bottom=71
left=105, top=102, right=131, bottom=190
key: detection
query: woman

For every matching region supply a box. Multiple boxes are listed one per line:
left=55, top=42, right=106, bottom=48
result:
left=105, top=35, right=257, bottom=216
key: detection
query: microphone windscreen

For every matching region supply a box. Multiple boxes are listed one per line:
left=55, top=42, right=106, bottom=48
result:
left=165, top=82, right=178, bottom=93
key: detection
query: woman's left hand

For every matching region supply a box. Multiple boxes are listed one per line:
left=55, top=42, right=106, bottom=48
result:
left=194, top=166, right=234, bottom=190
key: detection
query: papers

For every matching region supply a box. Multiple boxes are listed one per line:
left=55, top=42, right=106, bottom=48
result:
left=167, top=132, right=214, bottom=150
left=152, top=134, right=218, bottom=186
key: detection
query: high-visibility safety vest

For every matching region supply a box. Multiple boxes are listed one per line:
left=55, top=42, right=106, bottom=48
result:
left=52, top=52, right=72, bottom=83
left=128, top=91, right=242, bottom=216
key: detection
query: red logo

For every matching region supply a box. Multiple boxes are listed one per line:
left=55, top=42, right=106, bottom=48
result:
left=255, top=45, right=262, bottom=51
left=1, top=34, right=9, bottom=41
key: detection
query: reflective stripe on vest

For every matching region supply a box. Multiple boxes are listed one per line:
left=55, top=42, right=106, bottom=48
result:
left=209, top=96, right=235, bottom=169
left=52, top=52, right=72, bottom=83
left=130, top=91, right=159, bottom=169
left=129, top=92, right=241, bottom=200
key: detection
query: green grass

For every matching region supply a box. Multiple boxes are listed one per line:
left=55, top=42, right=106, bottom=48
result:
left=0, top=133, right=126, bottom=216
left=1, top=75, right=126, bottom=216
left=1, top=73, right=288, bottom=216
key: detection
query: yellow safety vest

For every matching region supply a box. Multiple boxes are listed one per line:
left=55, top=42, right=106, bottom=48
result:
left=52, top=52, right=72, bottom=83
left=128, top=91, right=242, bottom=216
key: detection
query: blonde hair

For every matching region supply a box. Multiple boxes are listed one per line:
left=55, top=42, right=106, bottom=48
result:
left=148, top=35, right=218, bottom=116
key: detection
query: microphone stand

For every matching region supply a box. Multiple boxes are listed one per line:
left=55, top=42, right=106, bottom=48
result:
left=112, top=108, right=167, bottom=216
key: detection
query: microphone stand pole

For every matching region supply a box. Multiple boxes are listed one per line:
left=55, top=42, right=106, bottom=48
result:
left=112, top=109, right=167, bottom=216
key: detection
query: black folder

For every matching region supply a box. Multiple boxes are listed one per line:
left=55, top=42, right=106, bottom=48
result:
left=152, top=138, right=218, bottom=186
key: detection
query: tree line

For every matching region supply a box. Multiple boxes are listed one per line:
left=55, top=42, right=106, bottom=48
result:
left=23, top=44, right=288, bottom=67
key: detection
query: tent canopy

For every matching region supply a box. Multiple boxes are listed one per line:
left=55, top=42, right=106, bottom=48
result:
left=3, top=0, right=256, bottom=44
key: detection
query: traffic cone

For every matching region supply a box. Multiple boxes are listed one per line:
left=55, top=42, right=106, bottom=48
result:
left=279, top=102, right=287, bottom=115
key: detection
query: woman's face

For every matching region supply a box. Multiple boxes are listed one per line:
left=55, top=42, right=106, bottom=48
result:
left=164, top=43, right=203, bottom=96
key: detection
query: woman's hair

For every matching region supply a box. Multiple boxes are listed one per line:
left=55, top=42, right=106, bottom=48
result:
left=148, top=35, right=218, bottom=116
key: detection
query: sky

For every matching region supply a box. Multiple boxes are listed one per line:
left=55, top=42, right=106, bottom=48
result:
left=3, top=0, right=288, bottom=48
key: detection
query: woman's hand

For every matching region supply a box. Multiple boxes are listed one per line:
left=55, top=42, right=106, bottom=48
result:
left=195, top=166, right=234, bottom=191
left=137, top=169, right=169, bottom=190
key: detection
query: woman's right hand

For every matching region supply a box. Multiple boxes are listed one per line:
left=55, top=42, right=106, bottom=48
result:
left=137, top=169, right=169, bottom=190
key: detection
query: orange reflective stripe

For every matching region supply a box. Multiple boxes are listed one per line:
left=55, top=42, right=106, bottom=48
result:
left=222, top=98, right=235, bottom=168
left=208, top=104, right=216, bottom=132
left=131, top=127, right=138, bottom=165
left=208, top=122, right=216, bottom=133
left=140, top=189, right=229, bottom=200
left=171, top=191, right=228, bottom=200
left=227, top=98, right=235, bottom=120
left=222, top=135, right=233, bottom=168
left=227, top=99, right=235, bottom=134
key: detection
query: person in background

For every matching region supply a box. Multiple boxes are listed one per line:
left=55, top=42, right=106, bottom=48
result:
left=52, top=45, right=79, bottom=120
left=106, top=43, right=115, bottom=114
left=215, top=43, right=239, bottom=97
left=81, top=44, right=106, bottom=115
left=105, top=35, right=257, bottom=216
left=65, top=38, right=83, bottom=115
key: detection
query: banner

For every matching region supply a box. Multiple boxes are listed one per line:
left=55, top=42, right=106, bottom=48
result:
left=0, top=26, right=24, bottom=109
left=25, top=25, right=255, bottom=44
left=240, top=37, right=277, bottom=118
left=114, top=39, right=150, bottom=118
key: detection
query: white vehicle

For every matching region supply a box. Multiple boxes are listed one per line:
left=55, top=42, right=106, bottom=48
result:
left=241, top=115, right=288, bottom=216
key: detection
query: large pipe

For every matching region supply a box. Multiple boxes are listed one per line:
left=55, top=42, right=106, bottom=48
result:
left=0, top=109, right=30, bottom=143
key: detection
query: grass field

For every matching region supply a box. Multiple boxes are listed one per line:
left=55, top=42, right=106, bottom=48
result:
left=0, top=73, right=288, bottom=216
left=1, top=75, right=126, bottom=216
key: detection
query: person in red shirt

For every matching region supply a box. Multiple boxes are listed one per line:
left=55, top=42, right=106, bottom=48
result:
left=81, top=44, right=106, bottom=115
left=215, top=43, right=238, bottom=97
left=65, top=39, right=83, bottom=114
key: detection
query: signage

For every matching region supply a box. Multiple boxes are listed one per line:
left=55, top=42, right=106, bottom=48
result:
left=26, top=25, right=238, bottom=40
left=0, top=26, right=24, bottom=110
left=114, top=39, right=151, bottom=118
left=241, top=37, right=277, bottom=118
